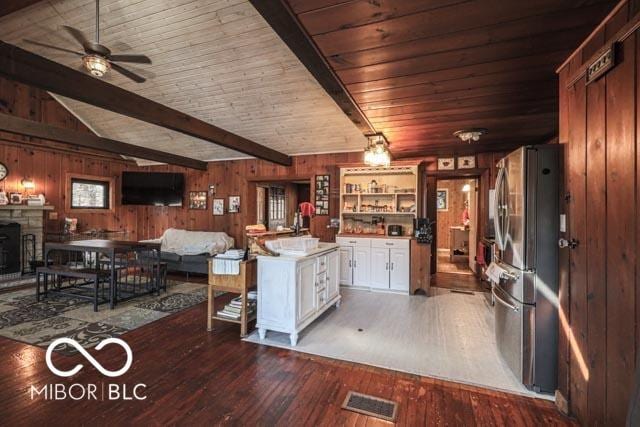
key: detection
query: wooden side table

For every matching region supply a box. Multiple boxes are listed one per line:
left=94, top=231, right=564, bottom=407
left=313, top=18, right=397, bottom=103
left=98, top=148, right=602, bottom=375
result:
left=207, top=258, right=257, bottom=337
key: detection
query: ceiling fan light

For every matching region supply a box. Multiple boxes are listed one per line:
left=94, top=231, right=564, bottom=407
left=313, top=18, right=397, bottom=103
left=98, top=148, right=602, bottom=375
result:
left=83, top=54, right=110, bottom=77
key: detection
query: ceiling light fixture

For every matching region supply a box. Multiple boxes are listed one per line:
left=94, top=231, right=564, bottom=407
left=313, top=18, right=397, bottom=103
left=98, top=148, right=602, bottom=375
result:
left=82, top=54, right=110, bottom=77
left=364, top=133, right=391, bottom=167
left=454, top=128, right=487, bottom=144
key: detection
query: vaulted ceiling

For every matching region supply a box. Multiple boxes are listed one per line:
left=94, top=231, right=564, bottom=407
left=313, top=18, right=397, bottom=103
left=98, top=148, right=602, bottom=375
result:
left=0, top=0, right=367, bottom=163
left=0, top=1, right=620, bottom=161
left=280, top=0, right=618, bottom=157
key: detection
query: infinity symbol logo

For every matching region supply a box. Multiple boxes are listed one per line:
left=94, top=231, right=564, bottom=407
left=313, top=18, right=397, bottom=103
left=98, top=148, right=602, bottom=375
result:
left=45, top=337, right=133, bottom=378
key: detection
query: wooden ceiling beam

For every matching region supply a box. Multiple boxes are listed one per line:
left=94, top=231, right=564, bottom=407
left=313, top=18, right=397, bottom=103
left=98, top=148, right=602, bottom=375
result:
left=0, top=41, right=292, bottom=166
left=0, top=113, right=208, bottom=171
left=249, top=0, right=375, bottom=135
left=392, top=140, right=543, bottom=158
left=0, top=0, right=41, bottom=18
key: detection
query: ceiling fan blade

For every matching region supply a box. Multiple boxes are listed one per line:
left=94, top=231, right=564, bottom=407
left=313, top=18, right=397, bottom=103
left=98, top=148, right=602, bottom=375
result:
left=62, top=25, right=91, bottom=50
left=109, top=54, right=152, bottom=64
left=110, top=62, right=146, bottom=83
left=23, top=39, right=84, bottom=56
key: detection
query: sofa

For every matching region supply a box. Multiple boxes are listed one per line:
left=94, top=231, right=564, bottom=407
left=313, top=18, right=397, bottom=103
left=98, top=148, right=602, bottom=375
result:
left=142, top=228, right=234, bottom=276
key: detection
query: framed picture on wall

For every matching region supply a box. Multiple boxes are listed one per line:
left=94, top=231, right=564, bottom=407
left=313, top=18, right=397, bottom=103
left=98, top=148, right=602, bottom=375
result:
left=436, top=189, right=448, bottom=211
left=457, top=156, right=476, bottom=169
left=228, top=195, right=241, bottom=213
left=315, top=174, right=330, bottom=215
left=437, top=158, right=455, bottom=170
left=212, top=198, right=224, bottom=215
left=189, top=191, right=207, bottom=210
left=9, top=193, right=22, bottom=205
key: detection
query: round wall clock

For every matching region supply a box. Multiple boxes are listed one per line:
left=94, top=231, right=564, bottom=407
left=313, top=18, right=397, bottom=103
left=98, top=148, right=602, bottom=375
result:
left=0, top=162, right=7, bottom=181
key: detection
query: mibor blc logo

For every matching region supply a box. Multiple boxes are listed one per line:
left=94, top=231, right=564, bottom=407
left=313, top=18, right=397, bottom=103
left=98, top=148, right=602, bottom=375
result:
left=30, top=337, right=147, bottom=401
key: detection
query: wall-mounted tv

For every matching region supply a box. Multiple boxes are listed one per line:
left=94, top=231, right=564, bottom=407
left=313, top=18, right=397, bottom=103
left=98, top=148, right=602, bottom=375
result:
left=122, top=172, right=184, bottom=206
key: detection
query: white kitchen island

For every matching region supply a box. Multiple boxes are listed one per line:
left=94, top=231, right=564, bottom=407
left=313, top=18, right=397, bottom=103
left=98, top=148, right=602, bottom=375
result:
left=256, top=243, right=340, bottom=346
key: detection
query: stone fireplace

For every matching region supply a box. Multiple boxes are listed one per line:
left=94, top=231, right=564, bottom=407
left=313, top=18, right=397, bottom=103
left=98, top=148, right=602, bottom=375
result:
left=0, top=205, right=53, bottom=281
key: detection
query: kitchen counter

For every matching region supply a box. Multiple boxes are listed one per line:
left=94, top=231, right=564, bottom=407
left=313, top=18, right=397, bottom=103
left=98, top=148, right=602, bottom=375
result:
left=256, top=242, right=339, bottom=260
left=337, top=233, right=413, bottom=240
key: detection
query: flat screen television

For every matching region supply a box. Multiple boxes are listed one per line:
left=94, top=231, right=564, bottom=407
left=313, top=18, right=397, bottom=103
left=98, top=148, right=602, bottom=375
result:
left=122, top=172, right=184, bottom=206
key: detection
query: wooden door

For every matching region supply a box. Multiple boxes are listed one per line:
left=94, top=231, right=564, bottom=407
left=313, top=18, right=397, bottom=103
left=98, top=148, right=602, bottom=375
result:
left=425, top=175, right=437, bottom=273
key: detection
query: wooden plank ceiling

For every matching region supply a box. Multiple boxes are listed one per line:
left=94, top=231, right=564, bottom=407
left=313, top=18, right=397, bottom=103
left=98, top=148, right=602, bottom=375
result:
left=283, top=0, right=618, bottom=157
left=0, top=0, right=367, bottom=163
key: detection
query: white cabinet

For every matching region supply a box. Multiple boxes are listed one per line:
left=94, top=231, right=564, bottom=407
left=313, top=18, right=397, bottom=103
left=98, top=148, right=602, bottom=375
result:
left=257, top=246, right=341, bottom=346
left=370, top=247, right=390, bottom=289
left=338, top=247, right=352, bottom=285
left=389, top=249, right=410, bottom=292
left=296, top=259, right=317, bottom=323
left=336, top=237, right=411, bottom=293
left=327, top=251, right=340, bottom=300
left=353, top=246, right=370, bottom=286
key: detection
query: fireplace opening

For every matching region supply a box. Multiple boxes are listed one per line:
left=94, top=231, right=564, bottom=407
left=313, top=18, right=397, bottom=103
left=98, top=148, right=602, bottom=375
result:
left=0, top=222, right=21, bottom=275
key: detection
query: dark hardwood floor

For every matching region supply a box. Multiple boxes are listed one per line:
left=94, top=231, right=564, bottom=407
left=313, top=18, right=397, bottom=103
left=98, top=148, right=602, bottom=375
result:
left=431, top=272, right=489, bottom=293
left=1, top=296, right=573, bottom=426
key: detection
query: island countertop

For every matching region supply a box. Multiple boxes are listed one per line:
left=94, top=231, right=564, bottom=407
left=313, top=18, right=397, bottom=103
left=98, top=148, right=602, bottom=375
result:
left=256, top=242, right=339, bottom=261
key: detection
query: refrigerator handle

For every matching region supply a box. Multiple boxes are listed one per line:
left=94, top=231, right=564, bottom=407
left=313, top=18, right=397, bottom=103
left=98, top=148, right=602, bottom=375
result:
left=494, top=166, right=506, bottom=251
left=492, top=287, right=520, bottom=312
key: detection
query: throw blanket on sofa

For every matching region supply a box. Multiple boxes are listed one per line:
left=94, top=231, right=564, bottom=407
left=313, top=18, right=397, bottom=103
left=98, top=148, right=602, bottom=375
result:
left=159, top=228, right=234, bottom=256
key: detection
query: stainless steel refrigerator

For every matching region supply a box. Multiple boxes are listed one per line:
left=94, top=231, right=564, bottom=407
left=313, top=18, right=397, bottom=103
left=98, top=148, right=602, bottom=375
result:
left=492, top=145, right=559, bottom=393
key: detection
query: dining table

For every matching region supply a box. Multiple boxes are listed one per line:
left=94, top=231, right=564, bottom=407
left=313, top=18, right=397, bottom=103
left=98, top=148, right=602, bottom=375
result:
left=43, top=239, right=162, bottom=309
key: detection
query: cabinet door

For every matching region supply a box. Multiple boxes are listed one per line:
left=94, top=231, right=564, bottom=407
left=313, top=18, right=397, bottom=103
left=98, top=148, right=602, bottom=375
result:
left=369, top=247, right=390, bottom=289
left=389, top=249, right=410, bottom=291
left=327, top=250, right=340, bottom=299
left=353, top=247, right=371, bottom=286
left=339, top=247, right=353, bottom=285
left=296, top=260, right=317, bottom=323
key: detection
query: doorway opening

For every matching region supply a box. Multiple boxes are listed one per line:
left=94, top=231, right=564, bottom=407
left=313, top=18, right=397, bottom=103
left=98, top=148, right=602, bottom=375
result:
left=256, top=180, right=311, bottom=231
left=435, top=178, right=478, bottom=276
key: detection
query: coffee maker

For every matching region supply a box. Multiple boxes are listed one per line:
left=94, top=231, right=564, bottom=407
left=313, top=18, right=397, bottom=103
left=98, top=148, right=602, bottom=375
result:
left=414, top=218, right=433, bottom=244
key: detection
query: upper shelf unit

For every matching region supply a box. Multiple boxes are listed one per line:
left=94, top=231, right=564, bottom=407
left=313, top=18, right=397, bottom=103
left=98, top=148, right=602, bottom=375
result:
left=339, top=164, right=422, bottom=235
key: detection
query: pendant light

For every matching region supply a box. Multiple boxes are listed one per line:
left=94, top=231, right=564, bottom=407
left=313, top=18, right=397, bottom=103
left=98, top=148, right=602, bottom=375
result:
left=364, top=133, right=391, bottom=167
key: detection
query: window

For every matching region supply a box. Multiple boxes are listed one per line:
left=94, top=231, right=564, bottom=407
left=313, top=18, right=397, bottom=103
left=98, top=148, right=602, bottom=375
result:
left=268, top=187, right=286, bottom=230
left=70, top=178, right=110, bottom=209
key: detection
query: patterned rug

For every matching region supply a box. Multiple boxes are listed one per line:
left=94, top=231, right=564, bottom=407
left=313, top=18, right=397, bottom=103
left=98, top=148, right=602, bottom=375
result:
left=0, top=281, right=208, bottom=355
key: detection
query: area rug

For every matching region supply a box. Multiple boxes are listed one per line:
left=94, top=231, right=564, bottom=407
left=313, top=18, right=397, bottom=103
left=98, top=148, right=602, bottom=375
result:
left=0, top=275, right=37, bottom=290
left=0, top=281, right=208, bottom=355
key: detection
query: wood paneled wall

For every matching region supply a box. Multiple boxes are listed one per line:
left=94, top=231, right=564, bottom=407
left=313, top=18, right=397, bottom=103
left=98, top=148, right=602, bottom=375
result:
left=136, top=152, right=363, bottom=245
left=0, top=134, right=363, bottom=245
left=557, top=2, right=640, bottom=424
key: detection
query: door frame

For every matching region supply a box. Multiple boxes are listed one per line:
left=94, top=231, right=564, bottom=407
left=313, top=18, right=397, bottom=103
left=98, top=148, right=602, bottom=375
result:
left=424, top=168, right=487, bottom=274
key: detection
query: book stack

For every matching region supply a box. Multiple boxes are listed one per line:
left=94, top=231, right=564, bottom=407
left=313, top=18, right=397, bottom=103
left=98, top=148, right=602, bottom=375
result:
left=217, top=292, right=257, bottom=320
left=217, top=249, right=246, bottom=260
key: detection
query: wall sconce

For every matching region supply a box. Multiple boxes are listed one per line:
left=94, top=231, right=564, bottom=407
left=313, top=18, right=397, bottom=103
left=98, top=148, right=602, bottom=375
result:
left=21, top=178, right=35, bottom=190
left=462, top=183, right=471, bottom=192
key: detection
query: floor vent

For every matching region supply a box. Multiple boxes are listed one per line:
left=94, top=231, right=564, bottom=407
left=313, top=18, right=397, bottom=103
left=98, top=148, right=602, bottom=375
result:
left=341, top=391, right=398, bottom=422
left=450, top=289, right=475, bottom=295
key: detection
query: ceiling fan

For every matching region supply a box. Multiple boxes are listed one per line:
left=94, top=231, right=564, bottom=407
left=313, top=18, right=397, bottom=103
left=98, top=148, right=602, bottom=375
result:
left=24, top=0, right=151, bottom=83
